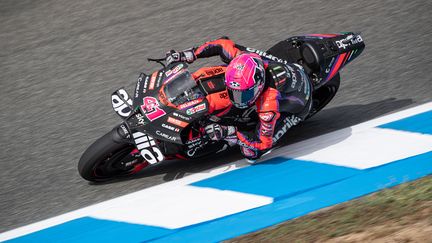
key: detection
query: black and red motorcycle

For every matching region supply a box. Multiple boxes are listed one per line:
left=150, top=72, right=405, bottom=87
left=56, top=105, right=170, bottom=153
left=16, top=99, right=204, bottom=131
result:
left=78, top=32, right=365, bottom=182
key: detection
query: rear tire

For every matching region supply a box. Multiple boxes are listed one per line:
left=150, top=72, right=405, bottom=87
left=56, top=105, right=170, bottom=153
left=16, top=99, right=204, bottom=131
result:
left=78, top=127, right=145, bottom=182
left=306, top=73, right=340, bottom=119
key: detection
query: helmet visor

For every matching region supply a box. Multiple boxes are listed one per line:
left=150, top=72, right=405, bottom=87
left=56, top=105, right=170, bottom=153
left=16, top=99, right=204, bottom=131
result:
left=228, top=84, right=261, bottom=109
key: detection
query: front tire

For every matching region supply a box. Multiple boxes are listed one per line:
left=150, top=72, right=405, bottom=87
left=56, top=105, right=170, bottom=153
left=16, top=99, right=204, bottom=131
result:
left=78, top=127, right=146, bottom=182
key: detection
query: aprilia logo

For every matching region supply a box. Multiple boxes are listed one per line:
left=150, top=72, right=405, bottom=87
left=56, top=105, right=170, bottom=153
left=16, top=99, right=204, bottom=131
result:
left=273, top=115, right=302, bottom=143
left=132, top=132, right=164, bottom=164
left=112, top=89, right=133, bottom=118
left=335, top=35, right=363, bottom=49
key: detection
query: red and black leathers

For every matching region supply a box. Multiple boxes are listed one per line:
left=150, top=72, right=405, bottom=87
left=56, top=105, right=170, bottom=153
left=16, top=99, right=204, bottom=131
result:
left=192, top=37, right=313, bottom=160
left=194, top=37, right=242, bottom=63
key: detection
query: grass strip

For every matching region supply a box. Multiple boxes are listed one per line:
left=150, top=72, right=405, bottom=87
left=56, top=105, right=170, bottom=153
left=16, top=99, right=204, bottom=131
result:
left=227, top=175, right=432, bottom=243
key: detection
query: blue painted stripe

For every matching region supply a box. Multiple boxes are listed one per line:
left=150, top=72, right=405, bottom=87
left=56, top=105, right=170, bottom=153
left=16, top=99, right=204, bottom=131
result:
left=154, top=151, right=432, bottom=243
left=192, top=158, right=361, bottom=198
left=5, top=217, right=175, bottom=243
left=378, top=110, right=432, bottom=134
left=7, top=109, right=432, bottom=243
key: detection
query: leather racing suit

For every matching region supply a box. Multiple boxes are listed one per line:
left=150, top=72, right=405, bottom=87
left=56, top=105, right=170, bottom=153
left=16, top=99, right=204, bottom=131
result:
left=191, top=37, right=313, bottom=160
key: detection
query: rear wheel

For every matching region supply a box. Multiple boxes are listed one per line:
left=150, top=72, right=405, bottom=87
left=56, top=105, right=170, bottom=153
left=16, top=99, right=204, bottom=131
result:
left=78, top=127, right=147, bottom=182
left=306, top=73, right=340, bottom=119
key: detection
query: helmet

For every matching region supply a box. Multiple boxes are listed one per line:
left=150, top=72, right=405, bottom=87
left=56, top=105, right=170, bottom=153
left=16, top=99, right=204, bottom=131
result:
left=225, top=53, right=265, bottom=109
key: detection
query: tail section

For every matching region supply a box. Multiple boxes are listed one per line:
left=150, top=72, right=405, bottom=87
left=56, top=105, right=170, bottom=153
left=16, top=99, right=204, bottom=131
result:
left=267, top=32, right=365, bottom=89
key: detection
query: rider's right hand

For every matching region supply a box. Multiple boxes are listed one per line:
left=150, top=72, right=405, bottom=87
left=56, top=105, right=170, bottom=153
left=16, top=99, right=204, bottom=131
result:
left=165, top=48, right=196, bottom=65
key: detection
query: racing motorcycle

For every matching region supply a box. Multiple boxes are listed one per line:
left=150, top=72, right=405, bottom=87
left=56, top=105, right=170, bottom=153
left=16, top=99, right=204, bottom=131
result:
left=78, top=32, right=365, bottom=182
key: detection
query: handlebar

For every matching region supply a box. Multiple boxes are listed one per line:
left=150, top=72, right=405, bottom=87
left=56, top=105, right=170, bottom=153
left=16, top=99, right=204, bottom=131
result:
left=147, top=57, right=166, bottom=68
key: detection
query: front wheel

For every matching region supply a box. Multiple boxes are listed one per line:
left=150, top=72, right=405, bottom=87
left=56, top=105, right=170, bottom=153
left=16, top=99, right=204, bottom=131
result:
left=78, top=127, right=147, bottom=182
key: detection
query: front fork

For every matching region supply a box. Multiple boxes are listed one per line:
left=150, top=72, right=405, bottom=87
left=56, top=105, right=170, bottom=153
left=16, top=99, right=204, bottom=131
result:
left=112, top=123, right=134, bottom=144
left=109, top=124, right=147, bottom=171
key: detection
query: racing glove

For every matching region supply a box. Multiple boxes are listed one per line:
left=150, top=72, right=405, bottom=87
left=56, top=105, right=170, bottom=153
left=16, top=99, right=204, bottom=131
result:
left=205, top=124, right=236, bottom=141
left=166, top=48, right=196, bottom=65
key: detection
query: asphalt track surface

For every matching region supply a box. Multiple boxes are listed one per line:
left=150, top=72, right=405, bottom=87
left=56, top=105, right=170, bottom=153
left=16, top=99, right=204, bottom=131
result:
left=1, top=0, right=431, bottom=233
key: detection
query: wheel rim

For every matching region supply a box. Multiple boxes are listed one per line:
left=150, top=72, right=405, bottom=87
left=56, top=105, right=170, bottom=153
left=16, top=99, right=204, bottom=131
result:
left=92, top=147, right=144, bottom=179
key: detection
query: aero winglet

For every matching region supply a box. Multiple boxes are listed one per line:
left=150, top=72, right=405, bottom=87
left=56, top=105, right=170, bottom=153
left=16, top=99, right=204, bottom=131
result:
left=111, top=88, right=133, bottom=118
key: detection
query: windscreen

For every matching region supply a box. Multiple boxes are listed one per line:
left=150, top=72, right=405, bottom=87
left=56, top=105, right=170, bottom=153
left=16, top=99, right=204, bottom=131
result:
left=164, top=70, right=204, bottom=105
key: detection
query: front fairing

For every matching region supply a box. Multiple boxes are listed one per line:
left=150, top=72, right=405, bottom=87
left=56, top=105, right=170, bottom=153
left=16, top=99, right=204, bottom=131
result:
left=130, top=63, right=209, bottom=145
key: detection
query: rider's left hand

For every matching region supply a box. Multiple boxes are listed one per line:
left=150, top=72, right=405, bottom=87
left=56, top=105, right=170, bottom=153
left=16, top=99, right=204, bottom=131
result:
left=165, top=48, right=196, bottom=65
left=205, top=124, right=235, bottom=141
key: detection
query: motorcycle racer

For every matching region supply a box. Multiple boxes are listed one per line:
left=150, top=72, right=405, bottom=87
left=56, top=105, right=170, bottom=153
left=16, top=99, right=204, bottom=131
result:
left=79, top=32, right=364, bottom=181
left=166, top=37, right=313, bottom=162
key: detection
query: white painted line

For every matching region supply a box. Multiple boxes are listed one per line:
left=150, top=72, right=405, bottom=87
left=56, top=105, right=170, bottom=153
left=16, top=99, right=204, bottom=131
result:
left=350, top=101, right=432, bottom=131
left=261, top=101, right=432, bottom=167
left=279, top=128, right=432, bottom=169
left=0, top=162, right=248, bottom=242
left=89, top=185, right=272, bottom=229
left=1, top=102, right=431, bottom=241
